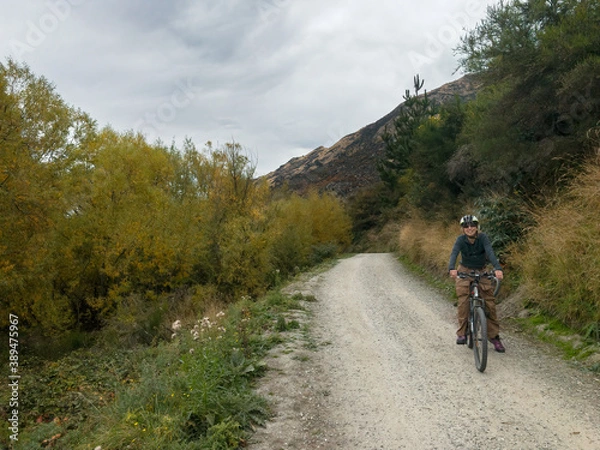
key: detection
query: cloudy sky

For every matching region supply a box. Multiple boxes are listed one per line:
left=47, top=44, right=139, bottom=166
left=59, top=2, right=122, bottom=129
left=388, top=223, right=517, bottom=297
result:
left=0, top=0, right=498, bottom=175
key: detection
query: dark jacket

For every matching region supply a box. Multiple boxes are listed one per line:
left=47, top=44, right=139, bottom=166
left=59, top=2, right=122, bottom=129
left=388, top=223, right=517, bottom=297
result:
left=448, top=232, right=502, bottom=272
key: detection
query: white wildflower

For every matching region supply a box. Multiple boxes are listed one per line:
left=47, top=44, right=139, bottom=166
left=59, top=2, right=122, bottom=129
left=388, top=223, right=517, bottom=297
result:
left=172, top=319, right=182, bottom=331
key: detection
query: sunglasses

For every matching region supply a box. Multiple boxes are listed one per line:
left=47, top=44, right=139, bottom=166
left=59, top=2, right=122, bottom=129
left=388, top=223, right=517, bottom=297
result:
left=462, top=222, right=478, bottom=228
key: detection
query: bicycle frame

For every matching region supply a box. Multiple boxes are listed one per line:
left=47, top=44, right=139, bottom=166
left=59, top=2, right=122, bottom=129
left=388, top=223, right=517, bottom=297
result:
left=458, top=271, right=497, bottom=372
left=468, top=275, right=489, bottom=317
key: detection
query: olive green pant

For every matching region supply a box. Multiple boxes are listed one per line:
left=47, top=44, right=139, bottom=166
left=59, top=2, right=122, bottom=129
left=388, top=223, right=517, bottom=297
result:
left=455, top=268, right=500, bottom=339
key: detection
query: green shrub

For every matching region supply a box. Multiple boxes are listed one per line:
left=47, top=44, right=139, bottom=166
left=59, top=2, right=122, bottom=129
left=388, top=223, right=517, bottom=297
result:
left=475, top=194, right=534, bottom=257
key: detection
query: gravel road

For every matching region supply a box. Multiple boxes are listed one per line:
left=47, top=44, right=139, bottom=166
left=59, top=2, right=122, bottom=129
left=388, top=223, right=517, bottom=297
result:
left=249, top=253, right=600, bottom=450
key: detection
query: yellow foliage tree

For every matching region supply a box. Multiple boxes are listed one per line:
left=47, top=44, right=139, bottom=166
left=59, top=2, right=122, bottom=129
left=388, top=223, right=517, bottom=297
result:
left=0, top=60, right=95, bottom=329
left=1, top=60, right=354, bottom=333
left=200, top=142, right=273, bottom=297
left=45, top=129, right=207, bottom=328
left=268, top=189, right=352, bottom=275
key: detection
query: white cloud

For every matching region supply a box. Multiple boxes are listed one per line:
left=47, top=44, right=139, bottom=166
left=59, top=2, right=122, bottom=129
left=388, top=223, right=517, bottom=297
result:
left=0, top=0, right=498, bottom=175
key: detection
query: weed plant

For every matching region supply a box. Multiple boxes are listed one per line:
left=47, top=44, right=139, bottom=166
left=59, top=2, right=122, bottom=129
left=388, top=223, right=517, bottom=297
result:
left=0, top=290, right=307, bottom=449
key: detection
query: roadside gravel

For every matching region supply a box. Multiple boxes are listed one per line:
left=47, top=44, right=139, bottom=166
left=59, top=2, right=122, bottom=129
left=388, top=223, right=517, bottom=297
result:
left=249, top=253, right=600, bottom=450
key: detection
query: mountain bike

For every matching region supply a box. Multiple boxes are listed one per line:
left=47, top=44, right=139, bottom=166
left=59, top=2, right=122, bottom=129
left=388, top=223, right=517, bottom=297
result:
left=458, top=271, right=500, bottom=372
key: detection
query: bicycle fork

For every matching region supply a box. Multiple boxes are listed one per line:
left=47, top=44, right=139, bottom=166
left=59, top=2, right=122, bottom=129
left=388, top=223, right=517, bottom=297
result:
left=468, top=286, right=485, bottom=342
left=468, top=285, right=479, bottom=336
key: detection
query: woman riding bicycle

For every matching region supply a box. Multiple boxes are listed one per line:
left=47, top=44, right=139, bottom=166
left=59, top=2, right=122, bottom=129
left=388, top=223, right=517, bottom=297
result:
left=448, top=215, right=505, bottom=353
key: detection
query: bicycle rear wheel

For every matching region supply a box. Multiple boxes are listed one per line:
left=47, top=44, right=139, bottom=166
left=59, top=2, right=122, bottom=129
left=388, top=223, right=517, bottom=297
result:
left=473, top=306, right=488, bottom=372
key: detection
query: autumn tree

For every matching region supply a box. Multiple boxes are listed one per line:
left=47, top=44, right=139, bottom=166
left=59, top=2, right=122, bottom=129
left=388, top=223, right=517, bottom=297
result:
left=0, top=60, right=96, bottom=329
left=201, top=142, right=272, bottom=297
left=1, top=60, right=353, bottom=333
left=268, top=190, right=352, bottom=276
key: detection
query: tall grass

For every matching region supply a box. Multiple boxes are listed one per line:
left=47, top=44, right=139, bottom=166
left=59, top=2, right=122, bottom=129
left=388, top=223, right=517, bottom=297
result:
left=397, top=214, right=457, bottom=276
left=512, top=159, right=600, bottom=336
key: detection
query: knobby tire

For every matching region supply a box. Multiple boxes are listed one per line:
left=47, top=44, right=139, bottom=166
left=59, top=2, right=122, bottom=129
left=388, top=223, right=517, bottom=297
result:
left=473, top=305, right=488, bottom=372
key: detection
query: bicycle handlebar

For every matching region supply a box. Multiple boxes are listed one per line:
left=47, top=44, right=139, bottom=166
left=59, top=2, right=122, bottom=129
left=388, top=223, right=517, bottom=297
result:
left=457, top=271, right=501, bottom=297
left=457, top=271, right=495, bottom=279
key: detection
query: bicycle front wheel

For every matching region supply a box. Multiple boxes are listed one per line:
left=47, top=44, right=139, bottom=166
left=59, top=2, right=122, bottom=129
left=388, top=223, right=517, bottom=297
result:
left=473, top=305, right=488, bottom=372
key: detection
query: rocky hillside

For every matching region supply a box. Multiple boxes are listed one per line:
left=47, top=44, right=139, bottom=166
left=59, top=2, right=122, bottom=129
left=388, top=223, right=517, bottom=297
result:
left=264, top=74, right=481, bottom=197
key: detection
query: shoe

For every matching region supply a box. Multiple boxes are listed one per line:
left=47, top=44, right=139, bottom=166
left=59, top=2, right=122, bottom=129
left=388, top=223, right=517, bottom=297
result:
left=456, top=335, right=467, bottom=345
left=490, top=336, right=505, bottom=353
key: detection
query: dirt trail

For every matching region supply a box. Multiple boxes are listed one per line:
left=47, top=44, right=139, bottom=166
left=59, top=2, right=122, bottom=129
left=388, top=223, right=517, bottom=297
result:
left=249, top=253, right=600, bottom=449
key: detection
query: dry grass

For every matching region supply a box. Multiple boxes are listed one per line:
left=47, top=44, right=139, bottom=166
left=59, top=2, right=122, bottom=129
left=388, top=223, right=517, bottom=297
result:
left=362, top=221, right=403, bottom=252
left=398, top=215, right=458, bottom=276
left=512, top=159, right=600, bottom=331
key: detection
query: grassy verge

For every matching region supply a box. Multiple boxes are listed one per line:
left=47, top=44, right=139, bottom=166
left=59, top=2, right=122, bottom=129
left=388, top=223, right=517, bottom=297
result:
left=512, top=312, right=600, bottom=373
left=0, top=290, right=311, bottom=449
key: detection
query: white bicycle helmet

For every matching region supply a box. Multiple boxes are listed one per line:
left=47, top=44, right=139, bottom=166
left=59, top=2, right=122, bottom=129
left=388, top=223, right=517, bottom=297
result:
left=459, top=215, right=479, bottom=228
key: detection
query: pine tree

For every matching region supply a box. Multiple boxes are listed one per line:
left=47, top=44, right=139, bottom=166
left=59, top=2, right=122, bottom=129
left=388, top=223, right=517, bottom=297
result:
left=377, top=75, right=436, bottom=202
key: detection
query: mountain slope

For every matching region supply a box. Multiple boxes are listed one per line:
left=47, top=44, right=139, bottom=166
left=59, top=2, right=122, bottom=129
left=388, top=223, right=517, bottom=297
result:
left=264, top=75, right=481, bottom=197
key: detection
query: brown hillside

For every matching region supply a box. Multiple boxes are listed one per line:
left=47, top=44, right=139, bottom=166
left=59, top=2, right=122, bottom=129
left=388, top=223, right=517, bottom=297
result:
left=264, top=74, right=481, bottom=197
